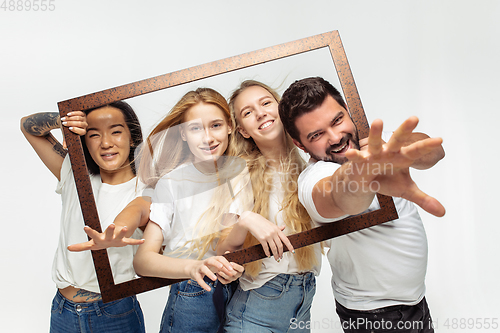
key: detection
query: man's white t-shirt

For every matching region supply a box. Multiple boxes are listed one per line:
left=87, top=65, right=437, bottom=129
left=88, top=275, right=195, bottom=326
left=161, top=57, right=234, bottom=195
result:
left=298, top=134, right=428, bottom=310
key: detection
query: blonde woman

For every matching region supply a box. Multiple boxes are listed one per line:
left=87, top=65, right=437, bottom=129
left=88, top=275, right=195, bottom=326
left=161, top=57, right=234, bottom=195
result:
left=217, top=80, right=322, bottom=333
left=88, top=88, right=247, bottom=333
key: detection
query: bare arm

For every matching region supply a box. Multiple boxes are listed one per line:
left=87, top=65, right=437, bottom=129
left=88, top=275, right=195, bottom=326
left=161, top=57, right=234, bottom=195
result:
left=216, top=214, right=245, bottom=255
left=20, top=111, right=86, bottom=180
left=113, top=196, right=152, bottom=234
left=67, top=196, right=152, bottom=252
left=216, top=211, right=294, bottom=260
left=313, top=118, right=388, bottom=219
left=313, top=161, right=376, bottom=219
left=134, top=222, right=239, bottom=291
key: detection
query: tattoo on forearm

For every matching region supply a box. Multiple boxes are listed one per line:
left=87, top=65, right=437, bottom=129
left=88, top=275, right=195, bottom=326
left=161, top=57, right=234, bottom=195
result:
left=74, top=289, right=102, bottom=302
left=46, top=133, right=67, bottom=158
left=23, top=112, right=67, bottom=158
left=23, top=112, right=60, bottom=136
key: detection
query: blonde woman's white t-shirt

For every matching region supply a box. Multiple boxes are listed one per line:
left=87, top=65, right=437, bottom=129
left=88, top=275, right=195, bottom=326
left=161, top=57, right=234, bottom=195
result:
left=150, top=162, right=253, bottom=260
left=239, top=172, right=322, bottom=291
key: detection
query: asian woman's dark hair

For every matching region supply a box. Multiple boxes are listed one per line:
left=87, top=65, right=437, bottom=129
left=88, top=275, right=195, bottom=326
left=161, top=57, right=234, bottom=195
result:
left=81, top=101, right=143, bottom=176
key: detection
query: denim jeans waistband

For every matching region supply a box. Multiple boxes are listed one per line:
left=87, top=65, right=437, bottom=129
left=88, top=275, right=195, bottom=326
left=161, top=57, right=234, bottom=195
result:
left=54, top=289, right=136, bottom=315
left=270, top=272, right=315, bottom=287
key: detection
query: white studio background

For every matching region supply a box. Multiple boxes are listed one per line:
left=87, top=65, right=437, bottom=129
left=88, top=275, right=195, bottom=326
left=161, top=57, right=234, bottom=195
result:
left=1, top=1, right=499, bottom=332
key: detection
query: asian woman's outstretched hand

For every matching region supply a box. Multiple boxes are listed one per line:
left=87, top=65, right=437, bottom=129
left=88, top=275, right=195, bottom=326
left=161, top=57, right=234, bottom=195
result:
left=67, top=224, right=144, bottom=252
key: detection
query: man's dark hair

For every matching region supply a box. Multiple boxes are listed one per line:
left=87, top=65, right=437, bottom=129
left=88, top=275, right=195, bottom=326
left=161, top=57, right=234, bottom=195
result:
left=279, top=77, right=347, bottom=143
left=81, top=100, right=143, bottom=175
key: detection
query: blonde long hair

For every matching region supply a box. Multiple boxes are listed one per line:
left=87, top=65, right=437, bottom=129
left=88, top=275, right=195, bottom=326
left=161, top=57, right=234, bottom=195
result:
left=137, top=87, right=240, bottom=258
left=138, top=88, right=232, bottom=187
left=227, top=80, right=318, bottom=276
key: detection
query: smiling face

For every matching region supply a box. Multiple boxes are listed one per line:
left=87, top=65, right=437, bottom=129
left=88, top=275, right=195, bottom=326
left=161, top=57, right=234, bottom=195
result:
left=180, top=102, right=232, bottom=165
left=85, top=106, right=134, bottom=182
left=294, top=95, right=360, bottom=164
left=233, top=85, right=284, bottom=148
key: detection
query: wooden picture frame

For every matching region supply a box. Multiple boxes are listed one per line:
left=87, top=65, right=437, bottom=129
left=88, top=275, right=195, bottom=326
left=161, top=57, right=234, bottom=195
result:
left=58, top=30, right=398, bottom=303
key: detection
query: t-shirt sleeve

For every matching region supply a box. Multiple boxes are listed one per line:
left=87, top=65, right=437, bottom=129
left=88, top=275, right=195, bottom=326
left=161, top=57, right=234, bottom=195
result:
left=149, top=178, right=174, bottom=234
left=55, top=155, right=73, bottom=194
left=149, top=203, right=174, bottom=235
left=298, top=161, right=349, bottom=224
left=135, top=179, right=154, bottom=199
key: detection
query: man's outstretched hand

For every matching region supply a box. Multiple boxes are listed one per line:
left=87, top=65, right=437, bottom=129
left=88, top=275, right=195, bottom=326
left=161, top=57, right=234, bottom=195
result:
left=345, top=117, right=445, bottom=217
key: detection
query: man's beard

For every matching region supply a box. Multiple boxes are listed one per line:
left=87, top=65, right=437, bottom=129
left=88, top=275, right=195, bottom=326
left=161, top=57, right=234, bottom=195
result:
left=309, top=131, right=360, bottom=165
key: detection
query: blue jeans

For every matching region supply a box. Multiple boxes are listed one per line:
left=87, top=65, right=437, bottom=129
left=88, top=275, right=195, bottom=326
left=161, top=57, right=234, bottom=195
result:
left=50, top=290, right=145, bottom=333
left=224, top=272, right=316, bottom=333
left=336, top=297, right=434, bottom=333
left=160, top=278, right=234, bottom=333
